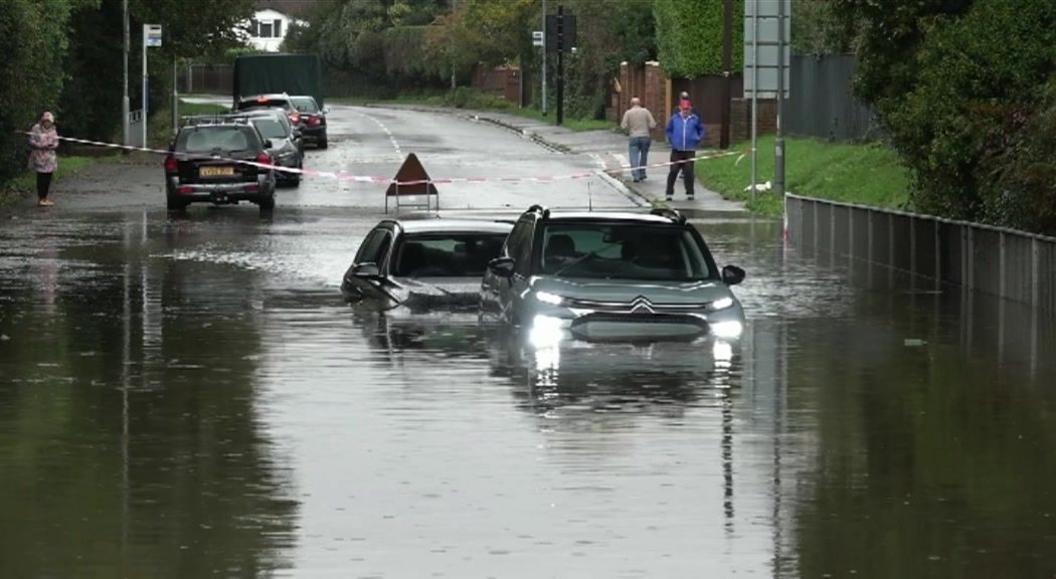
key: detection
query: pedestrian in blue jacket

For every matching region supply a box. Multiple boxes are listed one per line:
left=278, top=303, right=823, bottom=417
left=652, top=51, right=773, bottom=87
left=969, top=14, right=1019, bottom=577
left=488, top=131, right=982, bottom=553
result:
left=665, top=99, right=706, bottom=200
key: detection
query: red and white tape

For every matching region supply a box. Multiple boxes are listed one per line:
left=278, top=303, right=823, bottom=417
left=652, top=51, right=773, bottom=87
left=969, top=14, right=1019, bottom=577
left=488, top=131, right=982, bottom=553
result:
left=25, top=132, right=737, bottom=186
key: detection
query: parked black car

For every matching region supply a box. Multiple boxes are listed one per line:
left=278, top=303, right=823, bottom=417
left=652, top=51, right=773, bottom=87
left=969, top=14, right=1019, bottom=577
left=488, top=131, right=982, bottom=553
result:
left=164, top=119, right=276, bottom=212
left=232, top=110, right=303, bottom=186
left=342, top=218, right=513, bottom=310
left=290, top=95, right=328, bottom=149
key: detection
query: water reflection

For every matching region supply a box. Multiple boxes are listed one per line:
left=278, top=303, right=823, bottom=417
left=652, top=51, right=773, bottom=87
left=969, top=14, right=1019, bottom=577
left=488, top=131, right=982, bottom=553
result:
left=0, top=212, right=297, bottom=576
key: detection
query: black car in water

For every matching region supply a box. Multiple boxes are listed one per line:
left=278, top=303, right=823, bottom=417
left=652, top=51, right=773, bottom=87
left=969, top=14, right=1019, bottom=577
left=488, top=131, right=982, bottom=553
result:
left=289, top=95, right=328, bottom=149
left=164, top=119, right=277, bottom=212
left=342, top=218, right=513, bottom=310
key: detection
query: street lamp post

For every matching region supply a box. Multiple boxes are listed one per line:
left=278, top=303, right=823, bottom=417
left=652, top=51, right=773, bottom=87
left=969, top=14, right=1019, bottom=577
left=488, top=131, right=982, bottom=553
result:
left=122, top=0, right=129, bottom=146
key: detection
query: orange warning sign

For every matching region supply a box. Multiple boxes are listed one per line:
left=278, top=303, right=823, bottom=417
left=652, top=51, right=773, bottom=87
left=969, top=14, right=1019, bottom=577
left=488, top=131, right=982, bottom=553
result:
left=385, top=153, right=439, bottom=197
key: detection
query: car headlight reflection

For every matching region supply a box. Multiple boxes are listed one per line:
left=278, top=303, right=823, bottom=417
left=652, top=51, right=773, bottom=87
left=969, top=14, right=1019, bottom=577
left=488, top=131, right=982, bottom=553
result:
left=533, top=290, right=564, bottom=305
left=710, top=297, right=734, bottom=311
left=529, top=314, right=565, bottom=348
left=711, top=320, right=743, bottom=339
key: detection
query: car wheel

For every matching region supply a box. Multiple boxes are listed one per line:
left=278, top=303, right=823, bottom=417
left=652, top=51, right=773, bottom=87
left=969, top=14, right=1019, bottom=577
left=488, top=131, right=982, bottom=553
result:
left=317, top=138, right=328, bottom=150
left=258, top=190, right=275, bottom=211
left=166, top=195, right=187, bottom=212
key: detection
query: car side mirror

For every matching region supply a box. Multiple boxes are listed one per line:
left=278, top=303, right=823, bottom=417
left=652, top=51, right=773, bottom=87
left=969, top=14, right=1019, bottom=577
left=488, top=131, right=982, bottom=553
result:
left=323, top=107, right=330, bottom=114
left=353, top=262, right=381, bottom=279
left=722, top=265, right=745, bottom=286
left=262, top=138, right=273, bottom=149
left=487, top=257, right=515, bottom=278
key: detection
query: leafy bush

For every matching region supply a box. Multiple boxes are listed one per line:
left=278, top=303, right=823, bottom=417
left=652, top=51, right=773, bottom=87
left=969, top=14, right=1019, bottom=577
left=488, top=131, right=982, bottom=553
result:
left=655, top=0, right=743, bottom=78
left=838, top=0, right=1056, bottom=232
left=0, top=0, right=89, bottom=184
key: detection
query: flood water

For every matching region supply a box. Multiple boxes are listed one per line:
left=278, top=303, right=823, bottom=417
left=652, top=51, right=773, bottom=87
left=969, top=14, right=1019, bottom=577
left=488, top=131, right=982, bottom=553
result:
left=1, top=208, right=1055, bottom=577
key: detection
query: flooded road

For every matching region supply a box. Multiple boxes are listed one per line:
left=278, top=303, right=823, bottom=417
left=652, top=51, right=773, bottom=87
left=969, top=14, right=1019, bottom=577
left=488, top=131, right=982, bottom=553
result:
left=2, top=205, right=1055, bottom=577
left=3, top=104, right=1056, bottom=577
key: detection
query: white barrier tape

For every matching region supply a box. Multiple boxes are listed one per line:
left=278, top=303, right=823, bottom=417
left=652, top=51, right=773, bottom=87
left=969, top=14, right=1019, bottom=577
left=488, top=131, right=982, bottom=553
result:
left=23, top=131, right=738, bottom=187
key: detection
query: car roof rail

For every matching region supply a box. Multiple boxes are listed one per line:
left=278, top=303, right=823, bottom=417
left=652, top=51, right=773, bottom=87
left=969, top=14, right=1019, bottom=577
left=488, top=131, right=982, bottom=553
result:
left=525, top=204, right=550, bottom=219
left=650, top=206, right=686, bottom=224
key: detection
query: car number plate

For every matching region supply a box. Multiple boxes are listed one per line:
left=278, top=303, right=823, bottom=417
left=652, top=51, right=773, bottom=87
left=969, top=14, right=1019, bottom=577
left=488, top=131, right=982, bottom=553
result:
left=200, top=166, right=235, bottom=177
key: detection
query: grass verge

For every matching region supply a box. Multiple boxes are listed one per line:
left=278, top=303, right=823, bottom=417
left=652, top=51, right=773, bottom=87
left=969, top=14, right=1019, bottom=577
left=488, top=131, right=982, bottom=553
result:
left=697, top=135, right=911, bottom=216
left=0, top=156, right=99, bottom=208
left=332, top=88, right=615, bottom=132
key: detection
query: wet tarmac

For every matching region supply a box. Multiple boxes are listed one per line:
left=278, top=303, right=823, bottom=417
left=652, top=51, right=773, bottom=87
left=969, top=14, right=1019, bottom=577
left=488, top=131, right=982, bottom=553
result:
left=2, top=106, right=1055, bottom=577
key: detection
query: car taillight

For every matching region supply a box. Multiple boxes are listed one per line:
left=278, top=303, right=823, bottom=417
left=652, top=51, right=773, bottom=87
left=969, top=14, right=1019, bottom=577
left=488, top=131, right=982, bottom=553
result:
left=290, top=113, right=301, bottom=124
left=177, top=186, right=193, bottom=194
left=308, top=116, right=321, bottom=126
left=257, top=153, right=272, bottom=167
left=164, top=155, right=178, bottom=172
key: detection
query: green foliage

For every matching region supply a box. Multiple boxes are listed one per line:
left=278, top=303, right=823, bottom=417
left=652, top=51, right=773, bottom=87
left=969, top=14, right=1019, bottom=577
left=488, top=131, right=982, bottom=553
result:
left=697, top=135, right=910, bottom=216
left=834, top=0, right=1056, bottom=233
left=0, top=0, right=94, bottom=184
left=792, top=0, right=853, bottom=55
left=58, top=0, right=124, bottom=143
left=655, top=0, right=743, bottom=78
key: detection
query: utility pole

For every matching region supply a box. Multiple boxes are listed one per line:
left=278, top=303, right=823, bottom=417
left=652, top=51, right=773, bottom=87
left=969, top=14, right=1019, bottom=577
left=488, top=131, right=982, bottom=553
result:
left=122, top=0, right=129, bottom=146
left=774, top=0, right=786, bottom=196
left=541, top=0, right=547, bottom=115
left=556, top=5, right=564, bottom=126
left=450, top=0, right=457, bottom=90
left=172, top=57, right=178, bottom=134
left=142, top=24, right=148, bottom=148
left=750, top=0, right=759, bottom=203
left=720, top=0, right=732, bottom=149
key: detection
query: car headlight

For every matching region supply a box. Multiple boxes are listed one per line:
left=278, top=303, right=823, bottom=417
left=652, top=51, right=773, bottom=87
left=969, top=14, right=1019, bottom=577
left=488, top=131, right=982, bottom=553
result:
left=529, top=314, right=565, bottom=348
left=710, top=297, right=734, bottom=311
left=711, top=320, right=743, bottom=339
left=534, top=290, right=564, bottom=305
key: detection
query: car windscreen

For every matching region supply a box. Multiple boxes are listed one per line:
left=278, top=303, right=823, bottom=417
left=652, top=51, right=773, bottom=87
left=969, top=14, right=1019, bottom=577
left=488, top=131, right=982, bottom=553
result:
left=538, top=223, right=712, bottom=281
left=176, top=126, right=260, bottom=153
left=250, top=119, right=287, bottom=139
left=394, top=233, right=508, bottom=277
left=291, top=97, right=319, bottom=112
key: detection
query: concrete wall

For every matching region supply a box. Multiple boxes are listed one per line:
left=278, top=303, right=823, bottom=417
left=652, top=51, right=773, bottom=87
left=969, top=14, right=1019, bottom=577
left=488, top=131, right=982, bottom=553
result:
left=785, top=194, right=1056, bottom=314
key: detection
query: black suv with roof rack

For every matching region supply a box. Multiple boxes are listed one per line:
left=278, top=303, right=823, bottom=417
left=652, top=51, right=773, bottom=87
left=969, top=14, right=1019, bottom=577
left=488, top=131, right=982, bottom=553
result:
left=164, top=117, right=277, bottom=212
left=480, top=205, right=747, bottom=344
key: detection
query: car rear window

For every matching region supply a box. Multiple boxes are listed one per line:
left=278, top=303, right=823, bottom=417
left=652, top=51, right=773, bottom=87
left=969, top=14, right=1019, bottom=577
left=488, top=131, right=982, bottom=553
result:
left=250, top=119, right=287, bottom=139
left=291, top=97, right=319, bottom=112
left=176, top=126, right=260, bottom=153
left=394, top=233, right=508, bottom=277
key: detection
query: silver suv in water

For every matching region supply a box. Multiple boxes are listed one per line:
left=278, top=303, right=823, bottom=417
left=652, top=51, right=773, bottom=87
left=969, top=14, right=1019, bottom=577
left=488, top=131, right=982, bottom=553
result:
left=480, top=206, right=746, bottom=344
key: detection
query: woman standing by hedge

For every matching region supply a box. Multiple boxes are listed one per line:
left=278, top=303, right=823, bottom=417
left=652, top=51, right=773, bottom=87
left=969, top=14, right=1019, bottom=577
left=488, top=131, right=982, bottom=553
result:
left=28, top=111, right=59, bottom=206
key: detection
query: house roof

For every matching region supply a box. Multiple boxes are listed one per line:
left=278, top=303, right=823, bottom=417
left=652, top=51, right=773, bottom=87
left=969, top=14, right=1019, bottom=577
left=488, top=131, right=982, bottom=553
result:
left=255, top=0, right=319, bottom=18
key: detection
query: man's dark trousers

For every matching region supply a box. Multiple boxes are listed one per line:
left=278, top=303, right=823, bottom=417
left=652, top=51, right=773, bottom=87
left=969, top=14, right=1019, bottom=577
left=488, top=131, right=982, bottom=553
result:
left=665, top=150, right=696, bottom=198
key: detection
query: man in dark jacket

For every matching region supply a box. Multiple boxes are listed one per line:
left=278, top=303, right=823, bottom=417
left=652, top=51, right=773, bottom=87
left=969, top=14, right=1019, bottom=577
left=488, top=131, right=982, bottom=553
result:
left=665, top=99, right=706, bottom=200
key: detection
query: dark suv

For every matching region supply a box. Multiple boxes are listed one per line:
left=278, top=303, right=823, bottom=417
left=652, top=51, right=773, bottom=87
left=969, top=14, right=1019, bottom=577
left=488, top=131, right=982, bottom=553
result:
left=481, top=206, right=746, bottom=344
left=164, top=119, right=277, bottom=211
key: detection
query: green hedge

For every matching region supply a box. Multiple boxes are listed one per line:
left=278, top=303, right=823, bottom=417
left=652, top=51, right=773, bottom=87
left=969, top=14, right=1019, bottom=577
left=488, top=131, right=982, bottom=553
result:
left=0, top=0, right=89, bottom=183
left=655, top=0, right=743, bottom=78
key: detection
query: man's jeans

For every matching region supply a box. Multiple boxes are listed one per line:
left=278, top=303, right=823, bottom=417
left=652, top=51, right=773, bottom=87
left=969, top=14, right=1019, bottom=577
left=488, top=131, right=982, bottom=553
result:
left=628, top=137, right=651, bottom=181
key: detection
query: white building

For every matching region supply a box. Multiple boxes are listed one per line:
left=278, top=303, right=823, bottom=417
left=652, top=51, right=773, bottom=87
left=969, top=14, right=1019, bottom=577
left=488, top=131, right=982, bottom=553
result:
left=245, top=8, right=294, bottom=52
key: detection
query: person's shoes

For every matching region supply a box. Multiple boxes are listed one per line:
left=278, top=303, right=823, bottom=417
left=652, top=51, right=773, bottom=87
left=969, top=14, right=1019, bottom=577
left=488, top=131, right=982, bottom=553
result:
left=687, top=195, right=695, bottom=201
left=38, top=199, right=54, bottom=207
left=665, top=194, right=673, bottom=201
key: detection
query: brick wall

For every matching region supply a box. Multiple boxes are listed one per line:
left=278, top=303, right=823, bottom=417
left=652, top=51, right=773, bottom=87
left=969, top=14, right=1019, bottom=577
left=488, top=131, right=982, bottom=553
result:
left=731, top=98, right=777, bottom=142
left=471, top=66, right=521, bottom=105
left=617, top=61, right=668, bottom=141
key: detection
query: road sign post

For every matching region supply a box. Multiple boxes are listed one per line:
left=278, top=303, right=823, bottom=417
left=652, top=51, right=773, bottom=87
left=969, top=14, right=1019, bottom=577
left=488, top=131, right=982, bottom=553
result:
left=743, top=0, right=790, bottom=200
left=142, top=24, right=162, bottom=148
